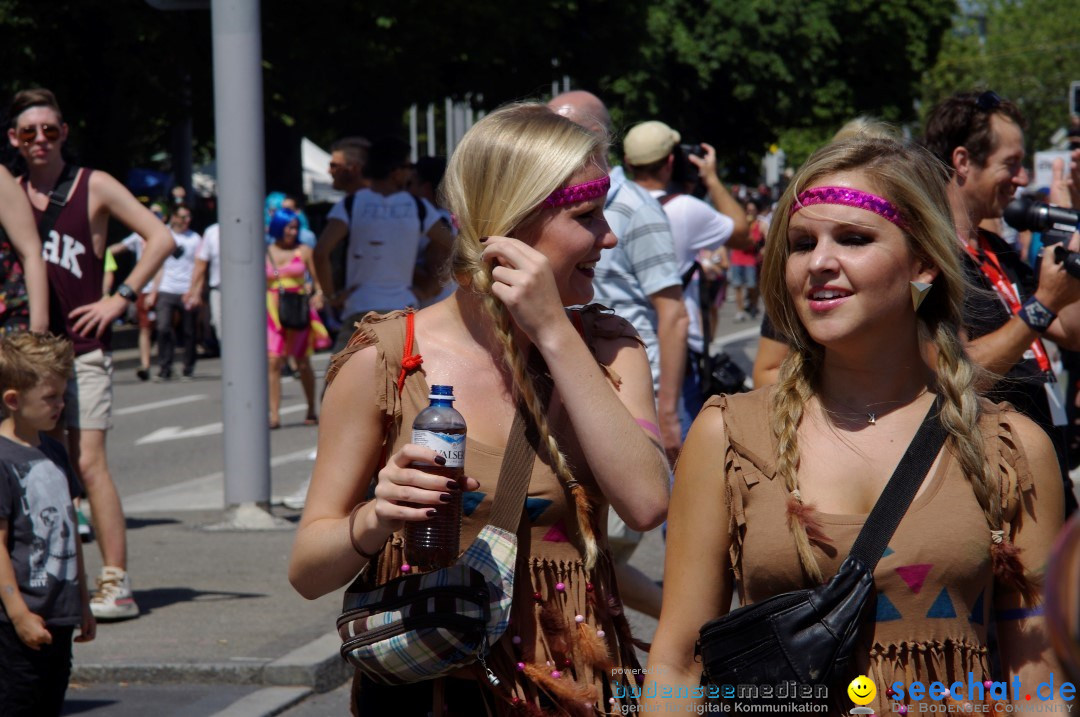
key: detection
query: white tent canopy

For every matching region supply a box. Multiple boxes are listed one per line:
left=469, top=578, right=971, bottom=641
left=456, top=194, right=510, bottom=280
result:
left=302, top=137, right=343, bottom=204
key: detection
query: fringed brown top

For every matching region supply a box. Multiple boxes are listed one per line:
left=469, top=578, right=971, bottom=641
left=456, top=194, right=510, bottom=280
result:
left=710, top=389, right=1034, bottom=714
left=330, top=307, right=646, bottom=716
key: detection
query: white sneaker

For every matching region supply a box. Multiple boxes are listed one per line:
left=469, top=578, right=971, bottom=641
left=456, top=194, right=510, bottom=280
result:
left=90, top=567, right=140, bottom=620
left=282, top=477, right=311, bottom=510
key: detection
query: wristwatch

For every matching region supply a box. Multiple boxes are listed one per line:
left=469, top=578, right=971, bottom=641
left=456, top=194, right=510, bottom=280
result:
left=1018, top=296, right=1055, bottom=333
left=115, top=283, right=137, bottom=302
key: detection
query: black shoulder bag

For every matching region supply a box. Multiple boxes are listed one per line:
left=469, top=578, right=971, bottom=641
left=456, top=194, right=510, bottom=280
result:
left=679, top=259, right=747, bottom=397
left=697, top=398, right=947, bottom=697
left=266, top=247, right=310, bottom=330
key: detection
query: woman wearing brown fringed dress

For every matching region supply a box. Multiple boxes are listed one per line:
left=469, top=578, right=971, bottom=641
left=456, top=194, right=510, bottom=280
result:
left=289, top=103, right=670, bottom=715
left=645, top=137, right=1066, bottom=714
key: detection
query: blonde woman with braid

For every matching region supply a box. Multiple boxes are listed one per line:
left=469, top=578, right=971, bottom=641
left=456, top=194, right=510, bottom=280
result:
left=645, top=137, right=1066, bottom=713
left=289, top=103, right=669, bottom=715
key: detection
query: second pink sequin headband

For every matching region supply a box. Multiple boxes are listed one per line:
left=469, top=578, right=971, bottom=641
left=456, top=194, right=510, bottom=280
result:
left=790, top=186, right=909, bottom=230
left=543, top=175, right=611, bottom=208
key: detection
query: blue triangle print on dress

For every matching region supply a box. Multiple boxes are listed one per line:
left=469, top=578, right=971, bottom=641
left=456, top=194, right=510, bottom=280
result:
left=461, top=491, right=486, bottom=517
left=968, top=589, right=985, bottom=625
left=875, top=594, right=902, bottom=622
left=927, top=587, right=957, bottom=618
left=524, top=498, right=553, bottom=523
left=882, top=546, right=895, bottom=558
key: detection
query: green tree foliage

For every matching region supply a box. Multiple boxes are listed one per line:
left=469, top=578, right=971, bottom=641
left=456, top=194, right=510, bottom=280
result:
left=595, top=0, right=954, bottom=175
left=0, top=0, right=953, bottom=188
left=921, top=0, right=1080, bottom=153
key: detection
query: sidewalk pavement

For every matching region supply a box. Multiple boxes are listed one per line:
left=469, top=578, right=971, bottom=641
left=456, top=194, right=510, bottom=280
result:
left=74, top=506, right=350, bottom=714
left=72, top=327, right=349, bottom=715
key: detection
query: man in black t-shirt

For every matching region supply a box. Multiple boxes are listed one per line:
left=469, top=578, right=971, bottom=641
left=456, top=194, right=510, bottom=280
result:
left=925, top=91, right=1080, bottom=515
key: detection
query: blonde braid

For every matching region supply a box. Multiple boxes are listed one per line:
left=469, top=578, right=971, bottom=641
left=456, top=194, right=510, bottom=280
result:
left=771, top=349, right=826, bottom=584
left=929, top=322, right=1036, bottom=602
left=472, top=268, right=600, bottom=570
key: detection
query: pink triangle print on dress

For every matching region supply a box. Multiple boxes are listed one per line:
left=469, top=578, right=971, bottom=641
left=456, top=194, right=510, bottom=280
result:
left=542, top=520, right=571, bottom=543
left=895, top=564, right=933, bottom=594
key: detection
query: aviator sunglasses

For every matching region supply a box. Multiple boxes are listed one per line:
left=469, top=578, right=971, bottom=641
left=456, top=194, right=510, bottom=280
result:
left=17, top=123, right=61, bottom=145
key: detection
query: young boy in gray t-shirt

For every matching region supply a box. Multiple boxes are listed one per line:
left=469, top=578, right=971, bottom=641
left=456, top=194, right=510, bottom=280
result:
left=0, top=332, right=94, bottom=715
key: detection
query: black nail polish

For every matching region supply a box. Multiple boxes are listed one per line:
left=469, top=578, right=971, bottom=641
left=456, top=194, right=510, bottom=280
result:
left=434, top=455, right=446, bottom=466
left=446, top=479, right=459, bottom=490
left=439, top=493, right=452, bottom=503
left=426, top=509, right=438, bottom=518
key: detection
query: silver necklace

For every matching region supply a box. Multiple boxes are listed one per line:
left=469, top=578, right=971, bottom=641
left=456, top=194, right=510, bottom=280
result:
left=822, top=388, right=930, bottom=426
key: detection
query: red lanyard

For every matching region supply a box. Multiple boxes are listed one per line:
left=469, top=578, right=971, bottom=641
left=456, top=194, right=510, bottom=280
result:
left=963, top=237, right=1052, bottom=373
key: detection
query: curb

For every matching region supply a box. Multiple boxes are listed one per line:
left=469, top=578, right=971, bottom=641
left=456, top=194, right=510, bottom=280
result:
left=210, top=687, right=314, bottom=717
left=71, top=631, right=351, bottom=694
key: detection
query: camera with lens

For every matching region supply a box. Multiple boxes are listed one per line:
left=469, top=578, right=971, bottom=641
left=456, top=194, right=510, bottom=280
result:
left=1006, top=197, right=1080, bottom=279
left=1004, top=197, right=1080, bottom=240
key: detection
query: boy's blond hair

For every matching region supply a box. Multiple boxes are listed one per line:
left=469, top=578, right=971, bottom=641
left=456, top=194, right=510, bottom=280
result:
left=0, top=332, right=75, bottom=402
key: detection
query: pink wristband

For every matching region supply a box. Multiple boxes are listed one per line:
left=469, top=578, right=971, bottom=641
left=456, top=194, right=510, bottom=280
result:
left=635, top=418, right=661, bottom=438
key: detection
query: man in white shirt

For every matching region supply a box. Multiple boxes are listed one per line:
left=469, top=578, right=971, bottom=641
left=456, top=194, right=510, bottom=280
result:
left=148, top=205, right=201, bottom=380
left=108, top=202, right=167, bottom=381
left=185, top=222, right=220, bottom=346
left=314, top=137, right=454, bottom=352
left=621, top=121, right=750, bottom=434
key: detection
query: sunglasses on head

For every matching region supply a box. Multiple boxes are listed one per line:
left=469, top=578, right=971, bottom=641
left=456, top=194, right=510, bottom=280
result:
left=17, top=123, right=61, bottom=145
left=975, top=90, right=1003, bottom=112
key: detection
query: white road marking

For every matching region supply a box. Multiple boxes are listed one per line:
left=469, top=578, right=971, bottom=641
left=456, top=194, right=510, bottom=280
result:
left=135, top=404, right=310, bottom=445
left=711, top=324, right=763, bottom=350
left=122, top=446, right=317, bottom=513
left=114, top=394, right=207, bottom=416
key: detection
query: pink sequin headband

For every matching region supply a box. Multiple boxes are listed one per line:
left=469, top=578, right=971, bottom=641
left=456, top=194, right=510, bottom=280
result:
left=790, top=186, right=908, bottom=230
left=543, top=176, right=610, bottom=208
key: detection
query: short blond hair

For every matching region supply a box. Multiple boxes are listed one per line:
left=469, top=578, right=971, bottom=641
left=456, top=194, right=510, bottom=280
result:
left=0, top=332, right=74, bottom=398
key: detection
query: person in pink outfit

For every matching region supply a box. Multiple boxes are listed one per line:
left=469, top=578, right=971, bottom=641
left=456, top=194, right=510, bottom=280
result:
left=265, top=208, right=329, bottom=429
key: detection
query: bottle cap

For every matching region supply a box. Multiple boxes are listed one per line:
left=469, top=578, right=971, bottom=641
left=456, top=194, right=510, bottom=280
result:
left=429, top=384, right=456, bottom=401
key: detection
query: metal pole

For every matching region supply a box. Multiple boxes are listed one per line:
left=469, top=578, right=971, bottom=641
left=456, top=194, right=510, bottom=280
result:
left=210, top=0, right=276, bottom=521
left=445, top=97, right=454, bottom=156
left=409, top=104, right=418, bottom=162
left=426, top=104, right=436, bottom=157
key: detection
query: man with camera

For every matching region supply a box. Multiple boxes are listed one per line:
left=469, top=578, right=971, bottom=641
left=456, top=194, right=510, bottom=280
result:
left=620, top=120, right=752, bottom=436
left=925, top=90, right=1080, bottom=514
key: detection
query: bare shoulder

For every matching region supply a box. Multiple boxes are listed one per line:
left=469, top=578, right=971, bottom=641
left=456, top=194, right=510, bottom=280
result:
left=86, top=168, right=121, bottom=196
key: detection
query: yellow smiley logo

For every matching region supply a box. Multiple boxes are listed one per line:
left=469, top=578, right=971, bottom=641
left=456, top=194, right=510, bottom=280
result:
left=847, top=675, right=877, bottom=706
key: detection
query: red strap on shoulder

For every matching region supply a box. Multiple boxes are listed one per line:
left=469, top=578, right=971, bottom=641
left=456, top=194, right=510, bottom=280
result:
left=569, top=309, right=585, bottom=339
left=397, top=312, right=423, bottom=396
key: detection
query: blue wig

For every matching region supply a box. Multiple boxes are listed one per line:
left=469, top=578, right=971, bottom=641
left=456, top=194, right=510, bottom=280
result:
left=268, top=208, right=299, bottom=240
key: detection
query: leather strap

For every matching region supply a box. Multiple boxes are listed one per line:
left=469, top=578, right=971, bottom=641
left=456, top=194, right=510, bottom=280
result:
left=847, top=397, right=948, bottom=572
left=35, top=163, right=78, bottom=239
left=485, top=358, right=552, bottom=534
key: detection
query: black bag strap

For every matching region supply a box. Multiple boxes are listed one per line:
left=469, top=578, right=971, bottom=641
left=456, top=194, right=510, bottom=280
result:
left=36, top=164, right=78, bottom=239
left=486, top=357, right=552, bottom=534
left=412, top=194, right=427, bottom=235
left=344, top=192, right=357, bottom=225
left=847, top=398, right=948, bottom=572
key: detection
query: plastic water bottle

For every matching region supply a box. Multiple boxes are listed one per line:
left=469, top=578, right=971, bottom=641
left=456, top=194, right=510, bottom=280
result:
left=405, top=385, right=466, bottom=570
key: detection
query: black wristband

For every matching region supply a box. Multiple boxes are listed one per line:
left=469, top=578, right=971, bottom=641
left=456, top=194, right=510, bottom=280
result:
left=1017, top=296, right=1056, bottom=333
left=115, top=283, right=137, bottom=302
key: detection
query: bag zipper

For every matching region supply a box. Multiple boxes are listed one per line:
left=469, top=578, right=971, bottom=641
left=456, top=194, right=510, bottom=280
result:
left=341, top=611, right=486, bottom=653
left=339, top=583, right=488, bottom=626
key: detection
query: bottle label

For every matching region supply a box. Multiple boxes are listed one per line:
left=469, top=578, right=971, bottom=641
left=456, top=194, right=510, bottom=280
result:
left=412, top=430, right=466, bottom=468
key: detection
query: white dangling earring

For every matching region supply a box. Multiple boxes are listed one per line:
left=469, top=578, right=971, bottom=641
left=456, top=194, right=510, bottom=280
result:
left=910, top=281, right=932, bottom=311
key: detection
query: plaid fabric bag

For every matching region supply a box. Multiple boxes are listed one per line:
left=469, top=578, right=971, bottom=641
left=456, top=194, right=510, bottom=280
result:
left=338, top=525, right=517, bottom=685
left=337, top=387, right=542, bottom=685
